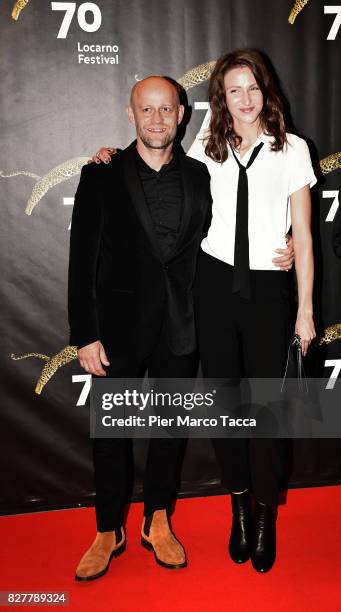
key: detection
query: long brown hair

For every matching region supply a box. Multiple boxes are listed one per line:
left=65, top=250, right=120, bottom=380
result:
left=205, top=49, right=287, bottom=163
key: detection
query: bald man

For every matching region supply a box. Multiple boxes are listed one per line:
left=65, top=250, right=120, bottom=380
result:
left=68, top=76, right=212, bottom=580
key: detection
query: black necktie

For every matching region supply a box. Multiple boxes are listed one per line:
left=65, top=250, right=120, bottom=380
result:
left=231, top=142, right=264, bottom=299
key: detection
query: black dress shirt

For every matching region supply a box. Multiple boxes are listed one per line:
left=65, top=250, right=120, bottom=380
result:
left=136, top=149, right=183, bottom=259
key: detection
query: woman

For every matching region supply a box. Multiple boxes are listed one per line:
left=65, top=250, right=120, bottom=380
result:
left=91, top=50, right=316, bottom=572
left=188, top=49, right=316, bottom=572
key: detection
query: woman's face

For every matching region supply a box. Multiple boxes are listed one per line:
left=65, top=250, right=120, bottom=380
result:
left=224, top=66, right=264, bottom=129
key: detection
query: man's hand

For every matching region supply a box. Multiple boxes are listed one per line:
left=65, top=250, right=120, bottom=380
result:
left=88, top=147, right=117, bottom=164
left=272, top=234, right=294, bottom=271
left=78, top=340, right=110, bottom=376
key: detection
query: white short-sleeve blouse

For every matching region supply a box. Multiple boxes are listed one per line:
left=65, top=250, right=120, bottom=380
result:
left=187, top=128, right=317, bottom=270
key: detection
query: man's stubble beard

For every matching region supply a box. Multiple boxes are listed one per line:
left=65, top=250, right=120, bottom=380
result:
left=138, top=128, right=177, bottom=150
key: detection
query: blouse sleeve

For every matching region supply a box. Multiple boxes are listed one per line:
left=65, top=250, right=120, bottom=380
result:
left=288, top=136, right=317, bottom=196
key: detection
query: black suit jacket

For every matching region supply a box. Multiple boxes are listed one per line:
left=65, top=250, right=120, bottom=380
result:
left=68, top=142, right=212, bottom=357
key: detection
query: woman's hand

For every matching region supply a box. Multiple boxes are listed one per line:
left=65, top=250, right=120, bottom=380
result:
left=88, top=147, right=117, bottom=164
left=295, top=312, right=316, bottom=356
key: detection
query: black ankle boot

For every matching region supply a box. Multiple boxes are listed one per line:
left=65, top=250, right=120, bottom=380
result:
left=251, top=501, right=277, bottom=573
left=228, top=491, right=252, bottom=564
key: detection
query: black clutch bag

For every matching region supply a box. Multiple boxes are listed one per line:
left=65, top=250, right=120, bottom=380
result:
left=280, top=334, right=308, bottom=394
left=279, top=332, right=323, bottom=437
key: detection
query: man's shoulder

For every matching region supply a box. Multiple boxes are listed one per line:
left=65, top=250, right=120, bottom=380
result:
left=80, top=149, right=125, bottom=179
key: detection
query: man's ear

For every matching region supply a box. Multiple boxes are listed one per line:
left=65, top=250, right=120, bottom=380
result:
left=126, top=105, right=136, bottom=125
left=177, top=104, right=185, bottom=125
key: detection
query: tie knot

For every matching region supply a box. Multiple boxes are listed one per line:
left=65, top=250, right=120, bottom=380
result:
left=231, top=141, right=264, bottom=171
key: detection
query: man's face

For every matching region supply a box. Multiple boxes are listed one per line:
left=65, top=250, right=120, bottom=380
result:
left=127, top=78, right=184, bottom=150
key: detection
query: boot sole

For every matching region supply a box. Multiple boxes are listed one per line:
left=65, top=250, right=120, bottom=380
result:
left=251, top=554, right=276, bottom=573
left=141, top=537, right=187, bottom=569
left=229, top=550, right=251, bottom=564
left=75, top=540, right=126, bottom=582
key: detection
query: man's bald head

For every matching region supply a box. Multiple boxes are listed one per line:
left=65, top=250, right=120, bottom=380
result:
left=130, top=76, right=180, bottom=107
left=126, top=75, right=185, bottom=152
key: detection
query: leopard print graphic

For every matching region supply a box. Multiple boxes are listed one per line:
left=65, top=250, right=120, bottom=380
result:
left=11, top=346, right=78, bottom=394
left=288, top=0, right=311, bottom=24
left=319, top=324, right=341, bottom=346
left=178, top=60, right=216, bottom=91
left=320, top=152, right=341, bottom=175
left=11, top=0, right=30, bottom=21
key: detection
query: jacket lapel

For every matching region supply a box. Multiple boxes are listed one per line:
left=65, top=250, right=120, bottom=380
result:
left=122, top=144, right=163, bottom=262
left=166, top=152, right=193, bottom=260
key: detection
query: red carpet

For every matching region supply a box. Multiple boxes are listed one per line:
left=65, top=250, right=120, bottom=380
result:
left=1, top=487, right=341, bottom=612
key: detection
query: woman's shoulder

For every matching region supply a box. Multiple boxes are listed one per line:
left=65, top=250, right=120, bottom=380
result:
left=285, top=132, right=309, bottom=150
left=194, top=127, right=211, bottom=145
left=187, top=128, right=211, bottom=162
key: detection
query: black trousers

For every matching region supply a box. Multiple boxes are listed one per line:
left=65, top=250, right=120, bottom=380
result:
left=194, top=250, right=291, bottom=505
left=93, top=331, right=198, bottom=532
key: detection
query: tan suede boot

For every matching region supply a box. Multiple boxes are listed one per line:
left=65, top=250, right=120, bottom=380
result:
left=141, top=509, right=186, bottom=569
left=75, top=527, right=125, bottom=581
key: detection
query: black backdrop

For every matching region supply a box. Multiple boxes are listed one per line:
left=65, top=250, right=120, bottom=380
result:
left=1, top=0, right=340, bottom=515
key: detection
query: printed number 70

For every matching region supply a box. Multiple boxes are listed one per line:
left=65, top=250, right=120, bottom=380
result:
left=51, top=2, right=102, bottom=39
